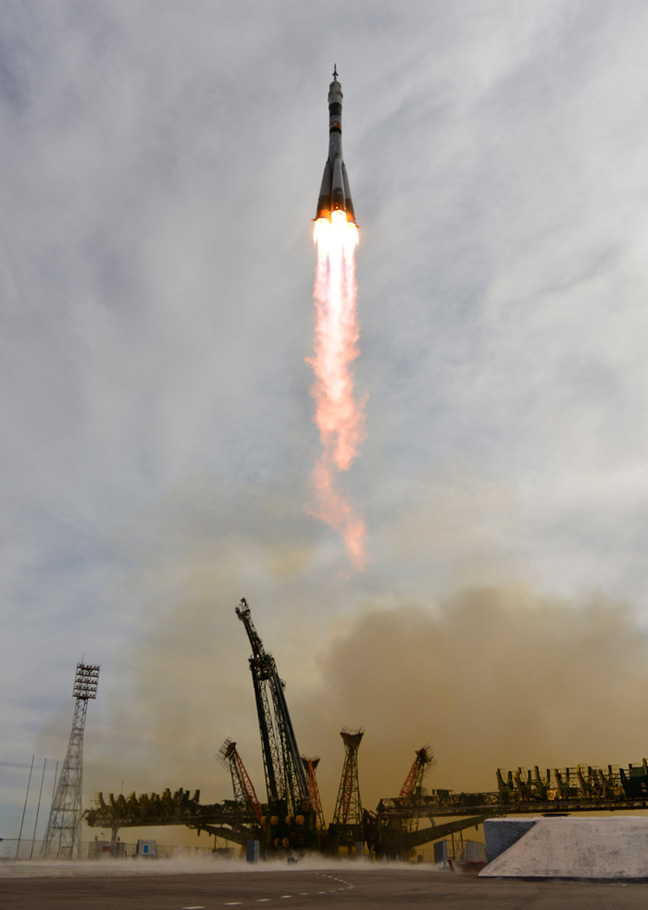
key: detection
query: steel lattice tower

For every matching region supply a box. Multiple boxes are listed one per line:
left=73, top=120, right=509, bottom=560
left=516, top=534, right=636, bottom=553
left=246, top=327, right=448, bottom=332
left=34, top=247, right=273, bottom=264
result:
left=43, top=662, right=100, bottom=859
left=235, top=598, right=319, bottom=854
left=329, top=727, right=364, bottom=850
left=235, top=598, right=309, bottom=815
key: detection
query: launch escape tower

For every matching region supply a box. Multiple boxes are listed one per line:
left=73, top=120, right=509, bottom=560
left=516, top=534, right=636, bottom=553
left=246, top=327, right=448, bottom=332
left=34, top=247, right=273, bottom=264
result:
left=43, top=662, right=100, bottom=859
left=235, top=598, right=317, bottom=851
left=329, top=727, right=364, bottom=851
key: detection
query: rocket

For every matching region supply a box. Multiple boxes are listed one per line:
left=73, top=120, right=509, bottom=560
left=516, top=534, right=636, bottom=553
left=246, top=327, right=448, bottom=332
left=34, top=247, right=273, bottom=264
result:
left=315, top=66, right=356, bottom=224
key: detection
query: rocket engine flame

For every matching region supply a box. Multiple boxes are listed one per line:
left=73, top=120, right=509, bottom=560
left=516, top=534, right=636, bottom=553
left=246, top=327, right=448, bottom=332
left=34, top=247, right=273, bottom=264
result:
left=307, top=210, right=367, bottom=568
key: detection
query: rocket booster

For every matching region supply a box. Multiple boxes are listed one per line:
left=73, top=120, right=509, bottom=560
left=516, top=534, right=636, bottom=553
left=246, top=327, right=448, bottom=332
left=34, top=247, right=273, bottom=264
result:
left=315, top=66, right=356, bottom=224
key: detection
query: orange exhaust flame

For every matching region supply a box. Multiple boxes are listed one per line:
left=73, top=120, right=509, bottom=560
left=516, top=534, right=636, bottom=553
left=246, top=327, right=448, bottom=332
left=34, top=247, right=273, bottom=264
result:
left=307, top=211, right=367, bottom=568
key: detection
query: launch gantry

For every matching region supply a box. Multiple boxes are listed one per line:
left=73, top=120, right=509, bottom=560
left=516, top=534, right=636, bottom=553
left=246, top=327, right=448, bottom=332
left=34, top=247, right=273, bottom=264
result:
left=235, top=598, right=317, bottom=852
left=85, top=602, right=648, bottom=860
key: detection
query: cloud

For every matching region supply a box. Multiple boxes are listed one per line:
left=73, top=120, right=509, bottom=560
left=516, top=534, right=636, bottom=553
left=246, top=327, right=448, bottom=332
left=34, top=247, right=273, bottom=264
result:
left=294, top=585, right=648, bottom=812
left=4, top=0, right=648, bottom=840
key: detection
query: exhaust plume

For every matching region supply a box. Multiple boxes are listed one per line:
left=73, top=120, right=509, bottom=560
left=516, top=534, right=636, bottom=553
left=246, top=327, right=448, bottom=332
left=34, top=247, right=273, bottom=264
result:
left=308, top=212, right=366, bottom=567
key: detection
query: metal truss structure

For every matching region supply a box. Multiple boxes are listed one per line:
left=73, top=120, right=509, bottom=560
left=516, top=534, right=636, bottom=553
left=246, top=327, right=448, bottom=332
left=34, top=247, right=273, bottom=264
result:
left=328, top=727, right=364, bottom=850
left=43, top=662, right=100, bottom=858
left=235, top=598, right=316, bottom=852
left=368, top=760, right=648, bottom=858
left=82, top=601, right=648, bottom=860
left=85, top=788, right=258, bottom=846
left=302, top=756, right=326, bottom=832
left=218, top=739, right=263, bottom=823
left=235, top=599, right=309, bottom=815
left=397, top=745, right=435, bottom=836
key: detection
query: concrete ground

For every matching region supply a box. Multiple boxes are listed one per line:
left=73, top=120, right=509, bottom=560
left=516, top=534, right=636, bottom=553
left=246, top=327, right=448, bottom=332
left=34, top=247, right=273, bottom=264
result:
left=1, top=864, right=648, bottom=909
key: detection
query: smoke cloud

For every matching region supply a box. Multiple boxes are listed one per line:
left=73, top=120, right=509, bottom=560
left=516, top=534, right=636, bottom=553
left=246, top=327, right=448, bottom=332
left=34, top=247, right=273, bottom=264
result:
left=292, top=586, right=648, bottom=813
left=74, top=479, right=648, bottom=826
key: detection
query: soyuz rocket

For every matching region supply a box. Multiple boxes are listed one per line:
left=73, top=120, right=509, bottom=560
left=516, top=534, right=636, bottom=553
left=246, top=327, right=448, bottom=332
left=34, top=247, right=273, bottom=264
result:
left=315, top=66, right=356, bottom=225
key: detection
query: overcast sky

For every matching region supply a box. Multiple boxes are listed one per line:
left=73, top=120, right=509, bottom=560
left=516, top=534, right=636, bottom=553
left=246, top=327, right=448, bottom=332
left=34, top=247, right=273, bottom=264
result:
left=3, top=0, right=648, bottom=840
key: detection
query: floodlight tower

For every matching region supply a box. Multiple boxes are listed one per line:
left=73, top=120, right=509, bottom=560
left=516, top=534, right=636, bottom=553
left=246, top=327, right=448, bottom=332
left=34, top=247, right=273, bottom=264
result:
left=43, top=662, right=100, bottom=859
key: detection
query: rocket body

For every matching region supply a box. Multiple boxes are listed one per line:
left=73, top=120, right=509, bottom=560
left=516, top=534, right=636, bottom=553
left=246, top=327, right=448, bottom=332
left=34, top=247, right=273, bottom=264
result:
left=315, top=67, right=356, bottom=224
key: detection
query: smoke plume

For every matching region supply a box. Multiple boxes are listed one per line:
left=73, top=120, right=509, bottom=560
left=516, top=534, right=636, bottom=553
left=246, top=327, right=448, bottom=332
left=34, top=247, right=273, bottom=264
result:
left=84, top=572, right=648, bottom=821
left=292, top=585, right=648, bottom=814
left=51, top=480, right=648, bottom=835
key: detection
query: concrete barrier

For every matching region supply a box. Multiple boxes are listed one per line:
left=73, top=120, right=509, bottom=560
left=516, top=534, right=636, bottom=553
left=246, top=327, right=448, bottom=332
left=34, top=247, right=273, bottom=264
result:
left=480, top=816, right=648, bottom=880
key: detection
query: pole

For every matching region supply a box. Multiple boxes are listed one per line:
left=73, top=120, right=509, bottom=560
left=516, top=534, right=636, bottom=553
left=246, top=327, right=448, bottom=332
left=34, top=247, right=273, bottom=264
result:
left=41, top=759, right=59, bottom=859
left=16, top=755, right=35, bottom=860
left=29, top=758, right=47, bottom=859
left=49, top=759, right=59, bottom=807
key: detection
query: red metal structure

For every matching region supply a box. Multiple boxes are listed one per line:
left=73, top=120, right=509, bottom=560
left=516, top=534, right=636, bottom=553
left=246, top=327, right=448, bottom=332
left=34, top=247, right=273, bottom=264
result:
left=400, top=745, right=435, bottom=799
left=218, top=739, right=263, bottom=824
left=302, top=756, right=326, bottom=831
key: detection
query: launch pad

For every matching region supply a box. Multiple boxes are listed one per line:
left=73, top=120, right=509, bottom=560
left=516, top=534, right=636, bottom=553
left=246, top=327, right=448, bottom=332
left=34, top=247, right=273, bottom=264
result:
left=85, top=599, right=648, bottom=860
